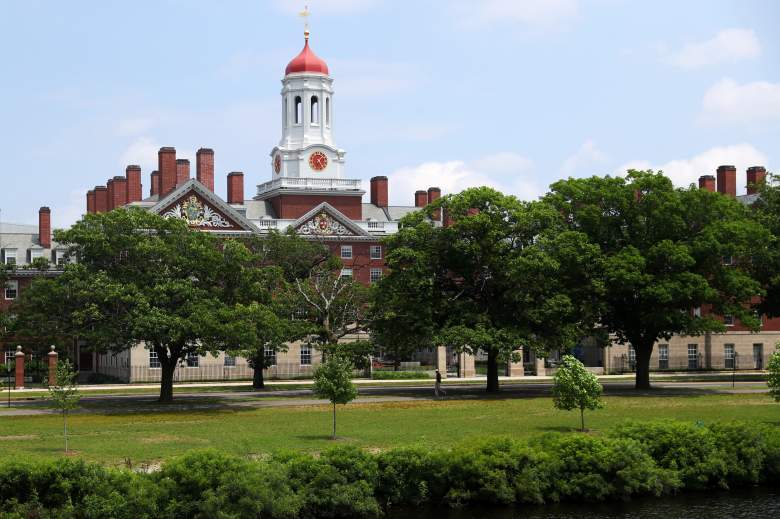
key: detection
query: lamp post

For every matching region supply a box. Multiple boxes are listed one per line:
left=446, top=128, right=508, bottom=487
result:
left=732, top=351, right=739, bottom=389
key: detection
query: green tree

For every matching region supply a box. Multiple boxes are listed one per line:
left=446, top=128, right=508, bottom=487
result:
left=47, top=360, right=80, bottom=453
left=767, top=345, right=780, bottom=402
left=15, top=209, right=245, bottom=402
left=552, top=354, right=603, bottom=431
left=313, top=356, right=359, bottom=439
left=748, top=173, right=780, bottom=318
left=380, top=187, right=603, bottom=392
left=546, top=170, right=768, bottom=389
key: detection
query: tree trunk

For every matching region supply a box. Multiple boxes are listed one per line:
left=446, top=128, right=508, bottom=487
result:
left=394, top=358, right=400, bottom=372
left=580, top=407, right=585, bottom=432
left=159, top=361, right=176, bottom=403
left=486, top=348, right=500, bottom=393
left=253, top=365, right=265, bottom=389
left=332, top=402, right=337, bottom=440
left=634, top=341, right=653, bottom=390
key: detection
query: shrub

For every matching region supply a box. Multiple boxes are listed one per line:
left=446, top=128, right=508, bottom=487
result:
left=706, top=422, right=771, bottom=487
left=371, top=370, right=430, bottom=380
left=376, top=446, right=441, bottom=507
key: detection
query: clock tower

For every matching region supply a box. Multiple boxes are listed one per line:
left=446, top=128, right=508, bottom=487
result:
left=269, top=29, right=346, bottom=180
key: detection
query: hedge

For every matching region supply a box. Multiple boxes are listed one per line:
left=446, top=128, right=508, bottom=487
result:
left=1, top=420, right=778, bottom=518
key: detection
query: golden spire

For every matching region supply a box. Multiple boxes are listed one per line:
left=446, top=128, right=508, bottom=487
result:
left=299, top=4, right=310, bottom=40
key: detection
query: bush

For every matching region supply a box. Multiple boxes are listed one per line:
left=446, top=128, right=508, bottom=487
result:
left=376, top=446, right=441, bottom=507
left=371, top=370, right=430, bottom=380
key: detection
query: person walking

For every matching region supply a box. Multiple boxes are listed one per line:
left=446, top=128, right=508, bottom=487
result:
left=435, top=368, right=446, bottom=399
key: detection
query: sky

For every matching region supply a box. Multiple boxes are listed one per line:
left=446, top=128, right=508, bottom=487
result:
left=0, top=0, right=778, bottom=228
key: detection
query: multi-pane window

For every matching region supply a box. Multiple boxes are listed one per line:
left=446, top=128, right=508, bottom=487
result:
left=5, top=350, right=15, bottom=366
left=56, top=251, right=67, bottom=267
left=149, top=350, right=161, bottom=369
left=30, top=250, right=43, bottom=262
left=724, top=344, right=735, bottom=369
left=185, top=352, right=199, bottom=368
left=370, top=268, right=382, bottom=284
left=4, top=249, right=16, bottom=265
left=658, top=344, right=669, bottom=369
left=340, top=268, right=353, bottom=278
left=4, top=281, right=18, bottom=300
left=723, top=315, right=735, bottom=326
left=340, top=245, right=352, bottom=259
left=224, top=354, right=236, bottom=368
left=687, top=344, right=698, bottom=369
left=264, top=346, right=276, bottom=367
left=370, top=245, right=382, bottom=260
left=300, top=344, right=312, bottom=366
left=628, top=346, right=636, bottom=369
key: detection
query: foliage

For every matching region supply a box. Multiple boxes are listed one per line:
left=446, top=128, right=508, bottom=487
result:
left=767, top=344, right=780, bottom=402
left=321, top=339, right=374, bottom=371
left=47, top=360, right=80, bottom=453
left=3, top=421, right=779, bottom=517
left=748, top=173, right=780, bottom=318
left=552, top=355, right=604, bottom=431
left=371, top=370, right=430, bottom=380
left=85, top=372, right=124, bottom=385
left=546, top=170, right=769, bottom=388
left=379, top=187, right=603, bottom=393
left=313, top=356, right=359, bottom=439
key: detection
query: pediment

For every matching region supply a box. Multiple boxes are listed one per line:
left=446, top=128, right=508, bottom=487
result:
left=151, top=180, right=255, bottom=233
left=292, top=202, right=369, bottom=237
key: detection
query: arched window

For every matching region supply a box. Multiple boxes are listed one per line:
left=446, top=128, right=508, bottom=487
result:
left=311, top=95, right=319, bottom=124
left=294, top=96, right=302, bottom=124
left=325, top=97, right=330, bottom=126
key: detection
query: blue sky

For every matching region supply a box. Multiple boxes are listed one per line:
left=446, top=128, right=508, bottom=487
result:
left=1, top=0, right=778, bottom=228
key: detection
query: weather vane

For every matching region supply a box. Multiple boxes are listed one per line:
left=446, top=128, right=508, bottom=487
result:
left=299, top=4, right=310, bottom=38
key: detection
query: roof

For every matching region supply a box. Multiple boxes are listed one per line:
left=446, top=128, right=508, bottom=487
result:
left=285, top=32, right=329, bottom=76
left=386, top=205, right=420, bottom=221
left=0, top=223, right=38, bottom=234
left=0, top=222, right=61, bottom=255
left=244, top=200, right=278, bottom=220
left=361, top=203, right=389, bottom=222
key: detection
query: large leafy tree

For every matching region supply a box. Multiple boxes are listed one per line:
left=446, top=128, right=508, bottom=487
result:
left=546, top=170, right=769, bottom=389
left=748, top=173, right=780, bottom=318
left=380, top=187, right=603, bottom=392
left=15, top=209, right=245, bottom=402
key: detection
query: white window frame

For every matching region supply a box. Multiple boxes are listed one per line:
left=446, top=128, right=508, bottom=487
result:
left=185, top=352, right=199, bottom=368
left=724, top=315, right=735, bottom=326
left=4, top=350, right=14, bottom=365
left=340, top=245, right=352, bottom=259
left=4, top=249, right=17, bottom=265
left=4, top=280, right=18, bottom=300
left=224, top=354, right=236, bottom=368
left=688, top=344, right=698, bottom=369
left=724, top=344, right=735, bottom=369
left=149, top=350, right=161, bottom=369
left=658, top=344, right=669, bottom=369
left=370, top=245, right=382, bottom=260
left=264, top=346, right=276, bottom=366
left=370, top=268, right=382, bottom=284
left=300, top=344, right=312, bottom=366
left=340, top=268, right=353, bottom=278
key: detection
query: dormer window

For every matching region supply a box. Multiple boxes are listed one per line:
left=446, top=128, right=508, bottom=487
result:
left=30, top=249, right=43, bottom=262
left=3, top=249, right=16, bottom=265
left=55, top=250, right=67, bottom=267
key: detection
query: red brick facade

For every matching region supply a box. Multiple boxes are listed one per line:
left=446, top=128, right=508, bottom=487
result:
left=269, top=194, right=363, bottom=220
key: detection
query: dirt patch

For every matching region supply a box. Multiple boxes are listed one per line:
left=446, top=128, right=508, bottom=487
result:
left=0, top=435, right=39, bottom=441
left=139, top=434, right=180, bottom=444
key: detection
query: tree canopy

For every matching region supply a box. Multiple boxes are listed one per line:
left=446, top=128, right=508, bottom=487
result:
left=546, top=170, right=769, bottom=388
left=552, top=354, right=603, bottom=431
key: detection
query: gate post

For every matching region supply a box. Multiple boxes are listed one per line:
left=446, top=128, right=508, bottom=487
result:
left=506, top=348, right=524, bottom=377
left=534, top=355, right=546, bottom=377
left=435, top=345, right=447, bottom=379
left=459, top=352, right=476, bottom=378
left=14, top=346, right=25, bottom=389
left=48, top=346, right=58, bottom=386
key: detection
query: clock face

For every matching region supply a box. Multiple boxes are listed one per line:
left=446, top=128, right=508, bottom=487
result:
left=273, top=154, right=281, bottom=174
left=308, top=151, right=328, bottom=172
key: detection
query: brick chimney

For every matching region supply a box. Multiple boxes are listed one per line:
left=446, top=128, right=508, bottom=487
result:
left=38, top=207, right=51, bottom=249
left=150, top=171, right=160, bottom=197
left=414, top=190, right=428, bottom=207
left=227, top=172, right=244, bottom=204
left=106, top=178, right=115, bottom=211
left=196, top=148, right=215, bottom=191
left=176, top=159, right=190, bottom=186
left=86, top=190, right=96, bottom=214
left=112, top=176, right=128, bottom=208
left=427, top=187, right=442, bottom=221
left=698, top=175, right=716, bottom=192
left=126, top=165, right=142, bottom=203
left=717, top=165, right=737, bottom=197
left=370, top=176, right=388, bottom=208
left=746, top=166, right=766, bottom=195
left=94, top=186, right=108, bottom=213
left=159, top=147, right=177, bottom=197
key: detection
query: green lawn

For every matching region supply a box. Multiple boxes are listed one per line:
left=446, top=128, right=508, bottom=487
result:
left=1, top=392, right=777, bottom=467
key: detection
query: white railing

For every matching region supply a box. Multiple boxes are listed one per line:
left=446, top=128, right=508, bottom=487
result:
left=366, top=221, right=385, bottom=229
left=256, top=220, right=278, bottom=228
left=256, top=177, right=362, bottom=196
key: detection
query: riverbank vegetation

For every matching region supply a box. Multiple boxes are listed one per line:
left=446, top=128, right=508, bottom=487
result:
left=1, top=420, right=778, bottom=518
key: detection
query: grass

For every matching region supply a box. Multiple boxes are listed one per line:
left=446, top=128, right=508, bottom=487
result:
left=0, top=392, right=777, bottom=467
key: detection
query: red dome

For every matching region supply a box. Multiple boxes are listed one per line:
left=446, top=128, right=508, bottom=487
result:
left=285, top=32, right=329, bottom=76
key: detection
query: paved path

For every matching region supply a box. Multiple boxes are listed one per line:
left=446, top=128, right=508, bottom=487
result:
left=0, top=380, right=767, bottom=417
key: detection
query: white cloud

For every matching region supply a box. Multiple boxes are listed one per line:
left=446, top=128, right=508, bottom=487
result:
left=119, top=137, right=161, bottom=171
left=273, top=0, right=380, bottom=15
left=667, top=28, right=760, bottom=69
left=115, top=117, right=157, bottom=136
left=453, top=0, right=579, bottom=29
left=615, top=143, right=770, bottom=192
left=700, top=78, right=780, bottom=125
left=560, top=140, right=609, bottom=176
left=386, top=152, right=541, bottom=205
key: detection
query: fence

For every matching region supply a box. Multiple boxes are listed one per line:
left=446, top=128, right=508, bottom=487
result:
left=94, top=363, right=371, bottom=383
left=609, top=353, right=755, bottom=374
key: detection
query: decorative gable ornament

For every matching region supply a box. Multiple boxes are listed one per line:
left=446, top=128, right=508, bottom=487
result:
left=163, top=195, right=231, bottom=228
left=297, top=211, right=352, bottom=236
